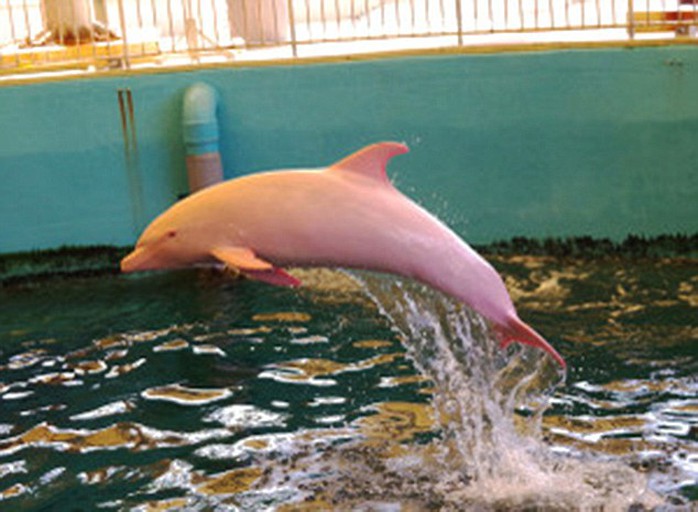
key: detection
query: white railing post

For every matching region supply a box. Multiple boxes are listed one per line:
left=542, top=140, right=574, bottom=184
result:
left=455, top=0, right=463, bottom=45
left=287, top=0, right=298, bottom=57
left=117, top=0, right=130, bottom=69
left=627, top=0, right=635, bottom=39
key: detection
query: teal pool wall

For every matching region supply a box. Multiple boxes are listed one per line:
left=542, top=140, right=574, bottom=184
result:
left=1, top=45, right=697, bottom=254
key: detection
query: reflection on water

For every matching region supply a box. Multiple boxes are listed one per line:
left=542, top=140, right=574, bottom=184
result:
left=0, top=256, right=695, bottom=510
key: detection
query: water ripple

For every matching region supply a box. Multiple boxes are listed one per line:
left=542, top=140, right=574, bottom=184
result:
left=0, top=259, right=694, bottom=509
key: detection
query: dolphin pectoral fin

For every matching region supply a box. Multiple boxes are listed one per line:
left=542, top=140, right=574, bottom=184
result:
left=210, top=247, right=301, bottom=288
left=211, top=247, right=274, bottom=271
left=243, top=268, right=302, bottom=288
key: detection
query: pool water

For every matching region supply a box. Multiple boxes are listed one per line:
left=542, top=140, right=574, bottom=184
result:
left=0, top=255, right=695, bottom=510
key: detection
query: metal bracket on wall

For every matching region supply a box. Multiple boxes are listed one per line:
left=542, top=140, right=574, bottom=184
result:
left=117, top=88, right=145, bottom=236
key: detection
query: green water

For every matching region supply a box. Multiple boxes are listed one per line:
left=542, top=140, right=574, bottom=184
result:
left=0, top=256, right=695, bottom=510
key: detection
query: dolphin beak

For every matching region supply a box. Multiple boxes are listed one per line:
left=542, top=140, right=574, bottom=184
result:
left=120, top=246, right=152, bottom=273
left=497, top=317, right=567, bottom=369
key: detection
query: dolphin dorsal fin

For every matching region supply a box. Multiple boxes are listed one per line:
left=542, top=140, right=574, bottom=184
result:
left=330, top=142, right=409, bottom=186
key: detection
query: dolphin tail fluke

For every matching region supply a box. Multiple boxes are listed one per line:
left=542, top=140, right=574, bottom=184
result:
left=497, top=317, right=566, bottom=369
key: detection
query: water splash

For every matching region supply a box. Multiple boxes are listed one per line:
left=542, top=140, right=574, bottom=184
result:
left=354, top=272, right=662, bottom=510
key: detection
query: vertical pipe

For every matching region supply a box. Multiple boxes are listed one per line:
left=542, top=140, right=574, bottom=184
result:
left=182, top=83, right=224, bottom=193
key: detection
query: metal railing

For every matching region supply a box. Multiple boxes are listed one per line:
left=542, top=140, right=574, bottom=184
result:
left=1, top=0, right=696, bottom=75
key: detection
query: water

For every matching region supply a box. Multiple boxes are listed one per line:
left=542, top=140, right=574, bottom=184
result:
left=0, top=255, right=695, bottom=510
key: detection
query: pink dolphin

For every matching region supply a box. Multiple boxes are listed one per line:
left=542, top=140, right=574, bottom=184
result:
left=121, top=142, right=566, bottom=368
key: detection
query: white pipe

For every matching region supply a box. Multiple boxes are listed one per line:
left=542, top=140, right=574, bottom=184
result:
left=182, top=83, right=224, bottom=193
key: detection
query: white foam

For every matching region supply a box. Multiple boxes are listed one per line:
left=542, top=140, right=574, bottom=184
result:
left=352, top=273, right=662, bottom=509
